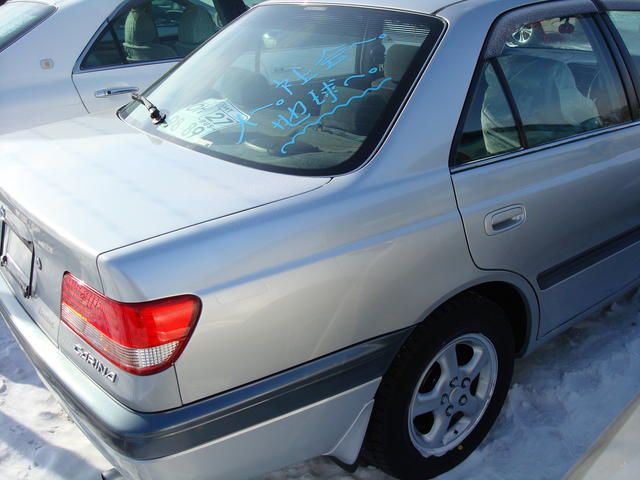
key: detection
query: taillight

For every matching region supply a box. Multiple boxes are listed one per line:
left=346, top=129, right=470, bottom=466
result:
left=60, top=273, right=201, bottom=375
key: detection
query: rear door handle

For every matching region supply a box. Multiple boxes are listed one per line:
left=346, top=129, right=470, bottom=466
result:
left=95, top=86, right=139, bottom=98
left=484, top=205, right=526, bottom=236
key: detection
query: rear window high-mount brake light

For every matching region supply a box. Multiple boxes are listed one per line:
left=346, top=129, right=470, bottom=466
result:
left=60, top=273, right=201, bottom=375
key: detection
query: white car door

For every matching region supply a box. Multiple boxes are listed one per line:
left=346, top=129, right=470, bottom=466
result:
left=73, top=61, right=177, bottom=113
left=72, top=0, right=225, bottom=113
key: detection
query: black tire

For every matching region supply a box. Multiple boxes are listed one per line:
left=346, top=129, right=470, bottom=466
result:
left=363, top=292, right=515, bottom=479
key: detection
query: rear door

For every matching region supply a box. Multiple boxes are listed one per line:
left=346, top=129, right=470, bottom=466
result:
left=450, top=4, right=640, bottom=336
left=72, top=0, right=227, bottom=113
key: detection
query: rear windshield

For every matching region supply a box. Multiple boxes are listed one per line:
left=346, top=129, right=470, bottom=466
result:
left=122, top=4, right=444, bottom=175
left=0, top=2, right=55, bottom=52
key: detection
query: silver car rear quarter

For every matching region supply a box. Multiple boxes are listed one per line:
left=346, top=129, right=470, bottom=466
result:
left=0, top=0, right=547, bottom=477
left=97, top=0, right=540, bottom=404
left=0, top=270, right=392, bottom=479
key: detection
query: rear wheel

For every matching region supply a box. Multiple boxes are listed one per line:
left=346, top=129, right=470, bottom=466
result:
left=364, top=293, right=515, bottom=479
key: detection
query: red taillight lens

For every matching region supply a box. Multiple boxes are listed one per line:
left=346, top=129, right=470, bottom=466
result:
left=60, top=273, right=201, bottom=375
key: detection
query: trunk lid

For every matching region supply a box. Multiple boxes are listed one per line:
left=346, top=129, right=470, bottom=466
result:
left=0, top=112, right=329, bottom=343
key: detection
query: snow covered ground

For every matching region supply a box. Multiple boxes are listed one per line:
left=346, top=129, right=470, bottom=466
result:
left=1, top=289, right=639, bottom=480
left=565, top=394, right=640, bottom=480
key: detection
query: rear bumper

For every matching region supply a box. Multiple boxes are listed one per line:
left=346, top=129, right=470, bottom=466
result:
left=0, top=273, right=408, bottom=479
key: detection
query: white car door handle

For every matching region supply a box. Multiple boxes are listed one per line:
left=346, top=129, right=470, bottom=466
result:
left=95, top=87, right=139, bottom=98
left=484, top=205, right=526, bottom=236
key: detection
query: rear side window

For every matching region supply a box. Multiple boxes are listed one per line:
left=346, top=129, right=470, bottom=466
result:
left=608, top=11, right=640, bottom=73
left=499, top=17, right=630, bottom=147
left=0, top=2, right=55, bottom=53
left=81, top=0, right=223, bottom=70
left=455, top=15, right=631, bottom=164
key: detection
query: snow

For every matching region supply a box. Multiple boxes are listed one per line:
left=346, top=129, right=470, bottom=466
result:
left=565, top=394, right=640, bottom=480
left=1, top=289, right=639, bottom=480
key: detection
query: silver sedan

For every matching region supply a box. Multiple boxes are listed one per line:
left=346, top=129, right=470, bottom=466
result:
left=0, top=0, right=639, bottom=479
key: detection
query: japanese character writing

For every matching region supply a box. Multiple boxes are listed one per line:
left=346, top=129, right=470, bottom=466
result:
left=352, top=33, right=386, bottom=46
left=290, top=67, right=318, bottom=85
left=316, top=44, right=350, bottom=70
left=344, top=74, right=366, bottom=87
left=273, top=79, right=294, bottom=96
left=251, top=98, right=285, bottom=115
left=272, top=101, right=311, bottom=130
left=320, top=80, right=339, bottom=103
left=280, top=76, right=393, bottom=154
left=308, top=90, right=325, bottom=106
left=234, top=113, right=257, bottom=144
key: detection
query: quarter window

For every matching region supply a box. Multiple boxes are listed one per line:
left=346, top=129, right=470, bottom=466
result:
left=456, top=63, right=522, bottom=164
left=455, top=15, right=631, bottom=164
left=81, top=26, right=122, bottom=69
left=81, top=0, right=223, bottom=70
left=608, top=11, right=640, bottom=73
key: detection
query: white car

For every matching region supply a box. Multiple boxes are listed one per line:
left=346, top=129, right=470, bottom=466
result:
left=0, top=0, right=254, bottom=134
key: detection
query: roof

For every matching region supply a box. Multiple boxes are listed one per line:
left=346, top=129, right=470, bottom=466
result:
left=6, top=0, right=120, bottom=8
left=261, top=0, right=462, bottom=15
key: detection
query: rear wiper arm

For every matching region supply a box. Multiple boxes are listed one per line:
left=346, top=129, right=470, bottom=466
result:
left=131, top=93, right=166, bottom=125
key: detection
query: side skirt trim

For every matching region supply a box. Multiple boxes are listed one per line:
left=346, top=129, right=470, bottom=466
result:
left=538, top=226, right=640, bottom=290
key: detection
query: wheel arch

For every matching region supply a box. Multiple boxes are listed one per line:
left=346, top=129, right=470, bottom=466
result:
left=416, top=272, right=539, bottom=357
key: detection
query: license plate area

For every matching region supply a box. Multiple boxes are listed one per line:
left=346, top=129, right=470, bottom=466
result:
left=0, top=221, right=35, bottom=298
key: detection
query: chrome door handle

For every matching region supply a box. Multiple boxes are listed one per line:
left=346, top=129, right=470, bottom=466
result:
left=484, top=205, right=526, bottom=236
left=95, top=87, right=139, bottom=98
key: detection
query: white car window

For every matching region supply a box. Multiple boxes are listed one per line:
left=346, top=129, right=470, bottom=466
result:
left=0, top=1, right=55, bottom=52
left=81, top=0, right=223, bottom=70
